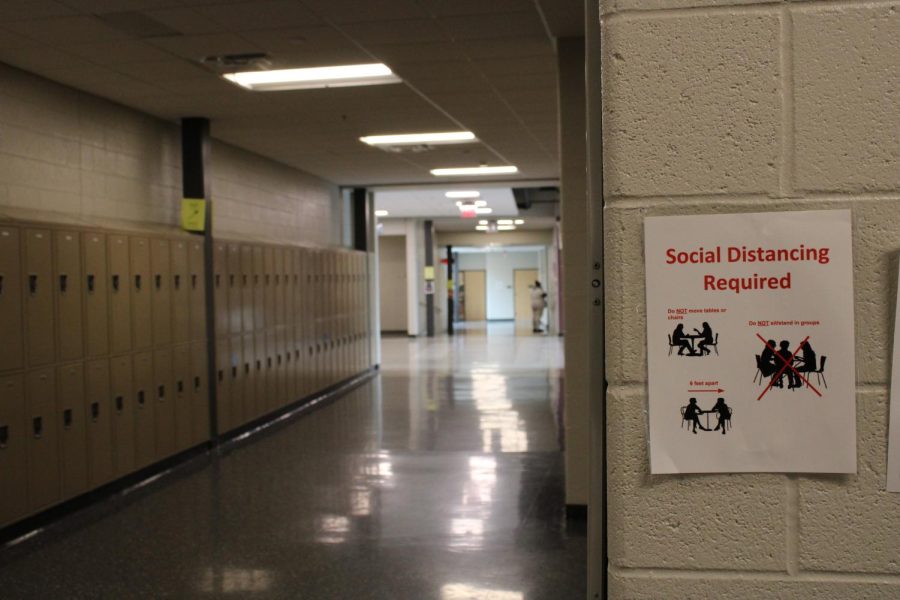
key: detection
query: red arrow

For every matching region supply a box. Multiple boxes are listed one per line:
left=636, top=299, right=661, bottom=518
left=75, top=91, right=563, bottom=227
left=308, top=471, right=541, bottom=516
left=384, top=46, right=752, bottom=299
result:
left=687, top=388, right=724, bottom=393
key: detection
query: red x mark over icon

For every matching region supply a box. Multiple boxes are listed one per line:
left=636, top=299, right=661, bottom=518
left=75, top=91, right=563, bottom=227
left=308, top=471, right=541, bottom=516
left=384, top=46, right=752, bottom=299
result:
left=756, top=334, right=823, bottom=401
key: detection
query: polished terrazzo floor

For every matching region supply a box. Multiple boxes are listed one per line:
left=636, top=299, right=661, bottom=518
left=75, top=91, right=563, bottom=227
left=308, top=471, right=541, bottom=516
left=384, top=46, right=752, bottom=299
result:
left=0, top=322, right=584, bottom=599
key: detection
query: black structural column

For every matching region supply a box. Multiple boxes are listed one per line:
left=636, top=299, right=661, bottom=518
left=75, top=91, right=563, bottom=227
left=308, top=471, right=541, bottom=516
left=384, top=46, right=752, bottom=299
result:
left=446, top=245, right=454, bottom=335
left=182, top=117, right=218, bottom=442
left=424, top=220, right=435, bottom=337
left=352, top=188, right=368, bottom=251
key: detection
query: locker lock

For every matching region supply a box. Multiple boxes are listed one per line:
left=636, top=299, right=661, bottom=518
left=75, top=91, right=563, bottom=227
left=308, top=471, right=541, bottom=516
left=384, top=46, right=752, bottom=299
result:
left=87, top=274, right=96, bottom=293
left=0, top=425, right=8, bottom=448
left=91, top=402, right=100, bottom=421
left=63, top=409, right=73, bottom=429
left=32, top=416, right=43, bottom=439
left=59, top=274, right=68, bottom=293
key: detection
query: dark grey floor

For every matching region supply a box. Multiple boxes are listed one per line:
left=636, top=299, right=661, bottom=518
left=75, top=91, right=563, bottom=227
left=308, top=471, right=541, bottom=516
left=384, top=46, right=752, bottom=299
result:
left=0, top=331, right=584, bottom=599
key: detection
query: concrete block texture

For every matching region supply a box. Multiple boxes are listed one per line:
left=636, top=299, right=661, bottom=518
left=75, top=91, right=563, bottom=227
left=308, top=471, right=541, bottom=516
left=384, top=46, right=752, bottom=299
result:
left=610, top=569, right=900, bottom=599
left=602, top=9, right=781, bottom=198
left=607, top=385, right=788, bottom=570
left=798, top=388, right=900, bottom=574
left=793, top=3, right=900, bottom=193
left=605, top=199, right=900, bottom=385
left=603, top=0, right=772, bottom=14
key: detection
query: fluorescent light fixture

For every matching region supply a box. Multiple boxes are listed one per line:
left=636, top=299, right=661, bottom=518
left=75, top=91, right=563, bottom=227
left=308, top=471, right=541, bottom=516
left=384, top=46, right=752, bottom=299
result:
left=497, top=219, right=513, bottom=225
left=497, top=225, right=516, bottom=231
left=445, top=190, right=481, bottom=199
left=431, top=166, right=518, bottom=177
left=514, top=219, right=524, bottom=225
left=475, top=207, right=493, bottom=214
left=458, top=203, right=476, bottom=210
left=478, top=220, right=488, bottom=225
left=475, top=225, right=488, bottom=231
left=474, top=200, right=487, bottom=207
left=361, top=131, right=475, bottom=146
left=375, top=210, right=389, bottom=217
left=224, top=63, right=401, bottom=91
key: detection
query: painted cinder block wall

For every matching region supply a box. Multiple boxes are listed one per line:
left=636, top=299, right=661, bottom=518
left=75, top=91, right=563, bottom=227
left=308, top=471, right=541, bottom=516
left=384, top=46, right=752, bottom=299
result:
left=0, top=62, right=342, bottom=244
left=601, top=1, right=900, bottom=597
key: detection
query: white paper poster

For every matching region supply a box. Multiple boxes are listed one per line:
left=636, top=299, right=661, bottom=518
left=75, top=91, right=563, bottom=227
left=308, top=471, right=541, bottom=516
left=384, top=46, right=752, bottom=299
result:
left=644, top=209, right=856, bottom=474
left=887, top=264, right=900, bottom=492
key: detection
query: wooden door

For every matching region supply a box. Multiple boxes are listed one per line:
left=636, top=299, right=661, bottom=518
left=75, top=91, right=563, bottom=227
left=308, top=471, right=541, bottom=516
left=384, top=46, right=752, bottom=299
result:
left=461, top=271, right=486, bottom=321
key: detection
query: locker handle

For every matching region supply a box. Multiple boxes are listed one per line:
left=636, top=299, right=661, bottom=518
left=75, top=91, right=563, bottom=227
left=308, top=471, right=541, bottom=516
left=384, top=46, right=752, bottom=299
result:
left=91, top=402, right=100, bottom=421
left=275, top=274, right=280, bottom=285
left=28, top=274, right=38, bottom=295
left=59, top=274, right=68, bottom=293
left=135, top=274, right=142, bottom=290
left=115, top=396, right=124, bottom=412
left=295, top=349, right=300, bottom=359
left=194, top=376, right=201, bottom=391
left=231, top=366, right=237, bottom=379
left=229, top=274, right=235, bottom=288
left=87, top=274, right=96, bottom=293
left=265, top=274, right=270, bottom=285
left=0, top=425, right=8, bottom=448
left=244, top=363, right=250, bottom=374
left=158, top=385, right=165, bottom=400
left=155, top=274, right=162, bottom=290
left=255, top=360, right=261, bottom=371
left=215, top=274, right=221, bottom=288
left=112, top=274, right=120, bottom=292
left=32, top=416, right=43, bottom=439
left=0, top=274, right=4, bottom=295
left=137, top=390, right=146, bottom=407
left=267, top=357, right=272, bottom=369
left=277, top=355, right=282, bottom=365
left=242, top=274, right=248, bottom=287
left=254, top=275, right=259, bottom=285
left=63, top=408, right=73, bottom=429
left=191, top=274, right=198, bottom=289
left=177, top=380, right=184, bottom=393
left=174, top=274, right=181, bottom=290
left=217, top=369, right=224, bottom=382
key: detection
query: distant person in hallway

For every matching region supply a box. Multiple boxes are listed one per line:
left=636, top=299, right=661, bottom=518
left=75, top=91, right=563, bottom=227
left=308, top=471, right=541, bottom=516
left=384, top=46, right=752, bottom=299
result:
left=682, top=398, right=708, bottom=434
left=694, top=321, right=714, bottom=355
left=672, top=324, right=693, bottom=355
left=530, top=281, right=548, bottom=333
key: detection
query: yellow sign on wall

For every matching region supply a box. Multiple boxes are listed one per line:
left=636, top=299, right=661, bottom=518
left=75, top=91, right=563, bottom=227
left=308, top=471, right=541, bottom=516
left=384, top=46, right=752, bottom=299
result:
left=424, top=266, right=435, bottom=280
left=181, top=198, right=207, bottom=232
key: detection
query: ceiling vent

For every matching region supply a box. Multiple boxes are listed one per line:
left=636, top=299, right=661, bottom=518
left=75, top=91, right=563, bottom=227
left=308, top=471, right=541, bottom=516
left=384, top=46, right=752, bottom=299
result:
left=202, top=53, right=272, bottom=72
left=372, top=144, right=438, bottom=154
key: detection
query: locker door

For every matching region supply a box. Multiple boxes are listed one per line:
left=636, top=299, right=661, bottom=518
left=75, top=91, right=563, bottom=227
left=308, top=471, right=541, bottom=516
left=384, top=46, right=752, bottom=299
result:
left=57, top=363, right=88, bottom=499
left=150, top=239, right=172, bottom=346
left=0, top=227, right=24, bottom=372
left=213, top=243, right=229, bottom=338
left=228, top=335, right=244, bottom=428
left=153, top=348, right=176, bottom=459
left=241, top=333, right=256, bottom=420
left=132, top=351, right=156, bottom=468
left=25, top=368, right=60, bottom=511
left=171, top=241, right=190, bottom=345
left=263, top=246, right=275, bottom=331
left=108, top=235, right=132, bottom=354
left=240, top=245, right=254, bottom=333
left=252, top=246, right=265, bottom=331
left=173, top=344, right=192, bottom=452
left=274, top=328, right=286, bottom=407
left=83, top=233, right=109, bottom=358
left=54, top=231, right=84, bottom=362
left=0, top=375, right=28, bottom=526
left=311, top=251, right=322, bottom=393
left=284, top=249, right=296, bottom=403
left=215, top=338, right=231, bottom=433
left=109, top=355, right=135, bottom=477
left=24, top=229, right=55, bottom=366
left=265, top=330, right=278, bottom=412
left=188, top=241, right=206, bottom=342
left=130, top=237, right=152, bottom=351
left=254, top=332, right=266, bottom=417
left=228, top=244, right=242, bottom=334
left=85, top=359, right=114, bottom=489
left=190, top=341, right=209, bottom=446
left=297, top=249, right=309, bottom=398
left=274, top=247, right=285, bottom=329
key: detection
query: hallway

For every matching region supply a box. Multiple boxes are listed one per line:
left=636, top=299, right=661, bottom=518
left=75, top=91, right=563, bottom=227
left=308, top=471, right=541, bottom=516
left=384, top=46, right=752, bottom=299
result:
left=0, top=327, right=584, bottom=599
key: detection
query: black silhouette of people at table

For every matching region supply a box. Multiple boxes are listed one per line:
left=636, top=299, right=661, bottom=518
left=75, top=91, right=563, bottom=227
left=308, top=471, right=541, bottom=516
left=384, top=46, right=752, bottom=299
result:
left=680, top=397, right=732, bottom=435
left=757, top=338, right=820, bottom=390
left=671, top=322, right=717, bottom=357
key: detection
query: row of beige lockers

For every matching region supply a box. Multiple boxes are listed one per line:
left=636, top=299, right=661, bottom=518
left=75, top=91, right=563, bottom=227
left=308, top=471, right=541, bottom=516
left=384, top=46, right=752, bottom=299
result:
left=0, top=346, right=209, bottom=528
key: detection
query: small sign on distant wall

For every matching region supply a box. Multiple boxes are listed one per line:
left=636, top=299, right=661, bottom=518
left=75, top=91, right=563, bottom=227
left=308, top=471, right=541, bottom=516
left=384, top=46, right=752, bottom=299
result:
left=644, top=209, right=856, bottom=474
left=181, top=198, right=207, bottom=232
left=424, top=266, right=435, bottom=280
left=424, top=281, right=435, bottom=295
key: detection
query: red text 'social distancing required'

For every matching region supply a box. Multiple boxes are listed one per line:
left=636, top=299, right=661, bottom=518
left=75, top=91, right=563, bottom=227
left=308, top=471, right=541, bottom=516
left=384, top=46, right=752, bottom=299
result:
left=755, top=334, right=822, bottom=401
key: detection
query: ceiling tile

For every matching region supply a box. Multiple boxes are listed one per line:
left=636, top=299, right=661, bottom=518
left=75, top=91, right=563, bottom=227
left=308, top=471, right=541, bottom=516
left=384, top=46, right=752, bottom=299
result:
left=110, top=58, right=212, bottom=82
left=142, top=7, right=225, bottom=35
left=0, top=1, right=75, bottom=22
left=438, top=11, right=547, bottom=41
left=340, top=19, right=448, bottom=46
left=64, top=40, right=175, bottom=64
left=299, top=0, right=428, bottom=24
left=56, top=0, right=185, bottom=13
left=193, top=1, right=321, bottom=32
left=462, top=36, right=553, bottom=59
left=5, top=15, right=133, bottom=44
left=148, top=32, right=263, bottom=61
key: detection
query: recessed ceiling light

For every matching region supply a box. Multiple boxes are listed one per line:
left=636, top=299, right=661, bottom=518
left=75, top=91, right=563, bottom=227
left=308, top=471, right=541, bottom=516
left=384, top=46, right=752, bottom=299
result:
left=223, top=63, right=401, bottom=91
left=497, top=219, right=513, bottom=225
left=431, top=166, right=518, bottom=176
left=361, top=132, right=475, bottom=146
left=497, top=225, right=516, bottom=231
left=474, top=200, right=487, bottom=207
left=514, top=219, right=524, bottom=225
left=475, top=207, right=493, bottom=214
left=375, top=209, right=389, bottom=217
left=475, top=225, right=488, bottom=231
left=478, top=220, right=488, bottom=225
left=445, top=190, right=481, bottom=199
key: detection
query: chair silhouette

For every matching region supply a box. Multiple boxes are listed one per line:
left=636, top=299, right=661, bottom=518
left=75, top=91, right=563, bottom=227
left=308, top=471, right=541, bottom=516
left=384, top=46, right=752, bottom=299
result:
left=724, top=407, right=733, bottom=431
left=668, top=334, right=679, bottom=356
left=707, top=332, right=719, bottom=355
left=680, top=405, right=689, bottom=430
left=753, top=354, right=763, bottom=384
left=810, top=355, right=827, bottom=389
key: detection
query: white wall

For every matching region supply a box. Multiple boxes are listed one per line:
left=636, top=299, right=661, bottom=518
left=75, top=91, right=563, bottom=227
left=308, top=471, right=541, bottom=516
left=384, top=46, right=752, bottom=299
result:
left=453, top=250, right=541, bottom=320
left=601, top=1, right=900, bottom=597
